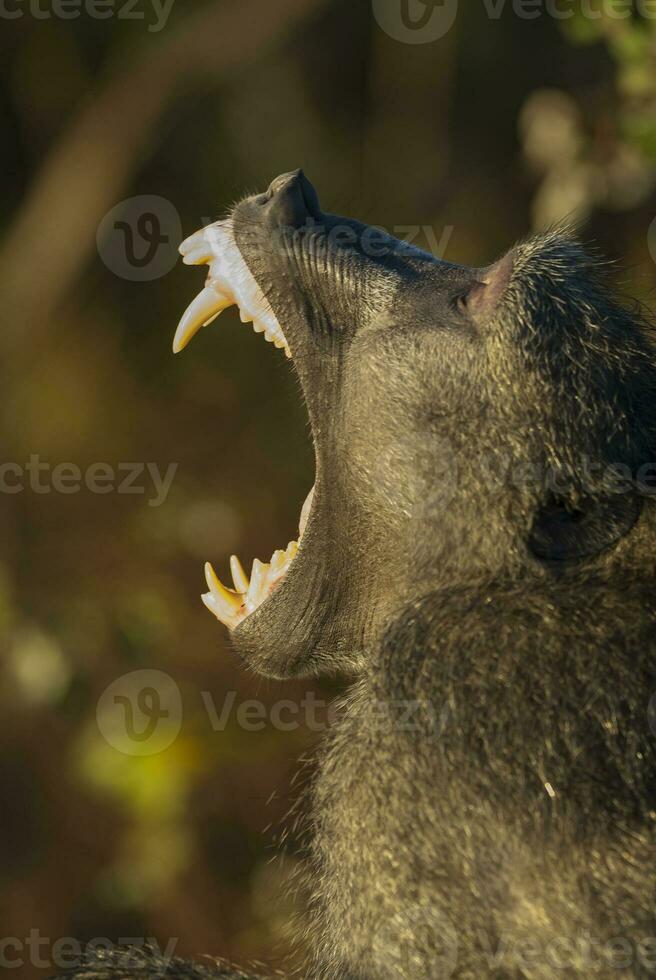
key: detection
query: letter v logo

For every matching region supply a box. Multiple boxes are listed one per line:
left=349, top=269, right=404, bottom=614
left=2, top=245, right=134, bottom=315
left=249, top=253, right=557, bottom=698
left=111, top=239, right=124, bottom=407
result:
left=373, top=0, right=459, bottom=43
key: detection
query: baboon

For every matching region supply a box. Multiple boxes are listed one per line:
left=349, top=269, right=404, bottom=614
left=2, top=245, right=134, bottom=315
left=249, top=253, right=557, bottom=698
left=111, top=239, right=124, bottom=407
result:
left=60, top=171, right=656, bottom=979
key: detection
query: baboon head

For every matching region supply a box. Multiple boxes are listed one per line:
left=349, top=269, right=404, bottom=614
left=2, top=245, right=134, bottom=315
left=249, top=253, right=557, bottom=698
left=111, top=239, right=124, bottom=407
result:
left=175, top=171, right=655, bottom=676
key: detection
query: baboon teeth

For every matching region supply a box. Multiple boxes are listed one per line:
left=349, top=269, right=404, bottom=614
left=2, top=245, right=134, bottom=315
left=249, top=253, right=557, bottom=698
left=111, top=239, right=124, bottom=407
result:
left=173, top=220, right=291, bottom=357
left=202, top=535, right=304, bottom=631
left=175, top=217, right=307, bottom=629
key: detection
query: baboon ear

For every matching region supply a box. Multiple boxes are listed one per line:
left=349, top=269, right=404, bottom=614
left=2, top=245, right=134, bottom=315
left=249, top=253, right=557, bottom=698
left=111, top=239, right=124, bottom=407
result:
left=463, top=251, right=515, bottom=320
left=528, top=494, right=641, bottom=565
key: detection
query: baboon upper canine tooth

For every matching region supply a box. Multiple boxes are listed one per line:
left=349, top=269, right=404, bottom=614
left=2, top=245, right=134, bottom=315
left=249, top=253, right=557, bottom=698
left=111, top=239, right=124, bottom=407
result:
left=173, top=287, right=233, bottom=353
left=175, top=219, right=291, bottom=357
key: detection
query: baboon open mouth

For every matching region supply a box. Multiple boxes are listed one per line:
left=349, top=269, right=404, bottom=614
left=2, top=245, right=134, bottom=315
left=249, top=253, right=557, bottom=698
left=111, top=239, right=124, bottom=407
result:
left=174, top=217, right=314, bottom=631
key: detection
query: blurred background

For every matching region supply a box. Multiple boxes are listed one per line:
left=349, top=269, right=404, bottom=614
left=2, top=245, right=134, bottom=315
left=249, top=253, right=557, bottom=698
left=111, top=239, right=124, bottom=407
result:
left=1, top=0, right=656, bottom=975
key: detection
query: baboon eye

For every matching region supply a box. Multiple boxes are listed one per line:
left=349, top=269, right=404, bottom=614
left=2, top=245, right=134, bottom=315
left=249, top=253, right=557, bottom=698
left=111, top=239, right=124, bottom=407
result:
left=454, top=292, right=470, bottom=315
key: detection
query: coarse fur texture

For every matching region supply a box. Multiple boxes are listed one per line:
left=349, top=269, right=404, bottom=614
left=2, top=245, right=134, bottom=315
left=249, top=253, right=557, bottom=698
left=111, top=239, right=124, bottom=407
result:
left=57, top=173, right=656, bottom=980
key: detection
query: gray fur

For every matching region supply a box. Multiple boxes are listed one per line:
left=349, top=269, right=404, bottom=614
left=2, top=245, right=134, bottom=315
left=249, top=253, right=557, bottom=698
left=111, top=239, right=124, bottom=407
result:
left=56, top=174, right=656, bottom=979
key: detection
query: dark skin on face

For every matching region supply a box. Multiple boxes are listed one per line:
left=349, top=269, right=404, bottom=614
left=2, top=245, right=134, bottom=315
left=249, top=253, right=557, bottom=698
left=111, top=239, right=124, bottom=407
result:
left=60, top=173, right=656, bottom=980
